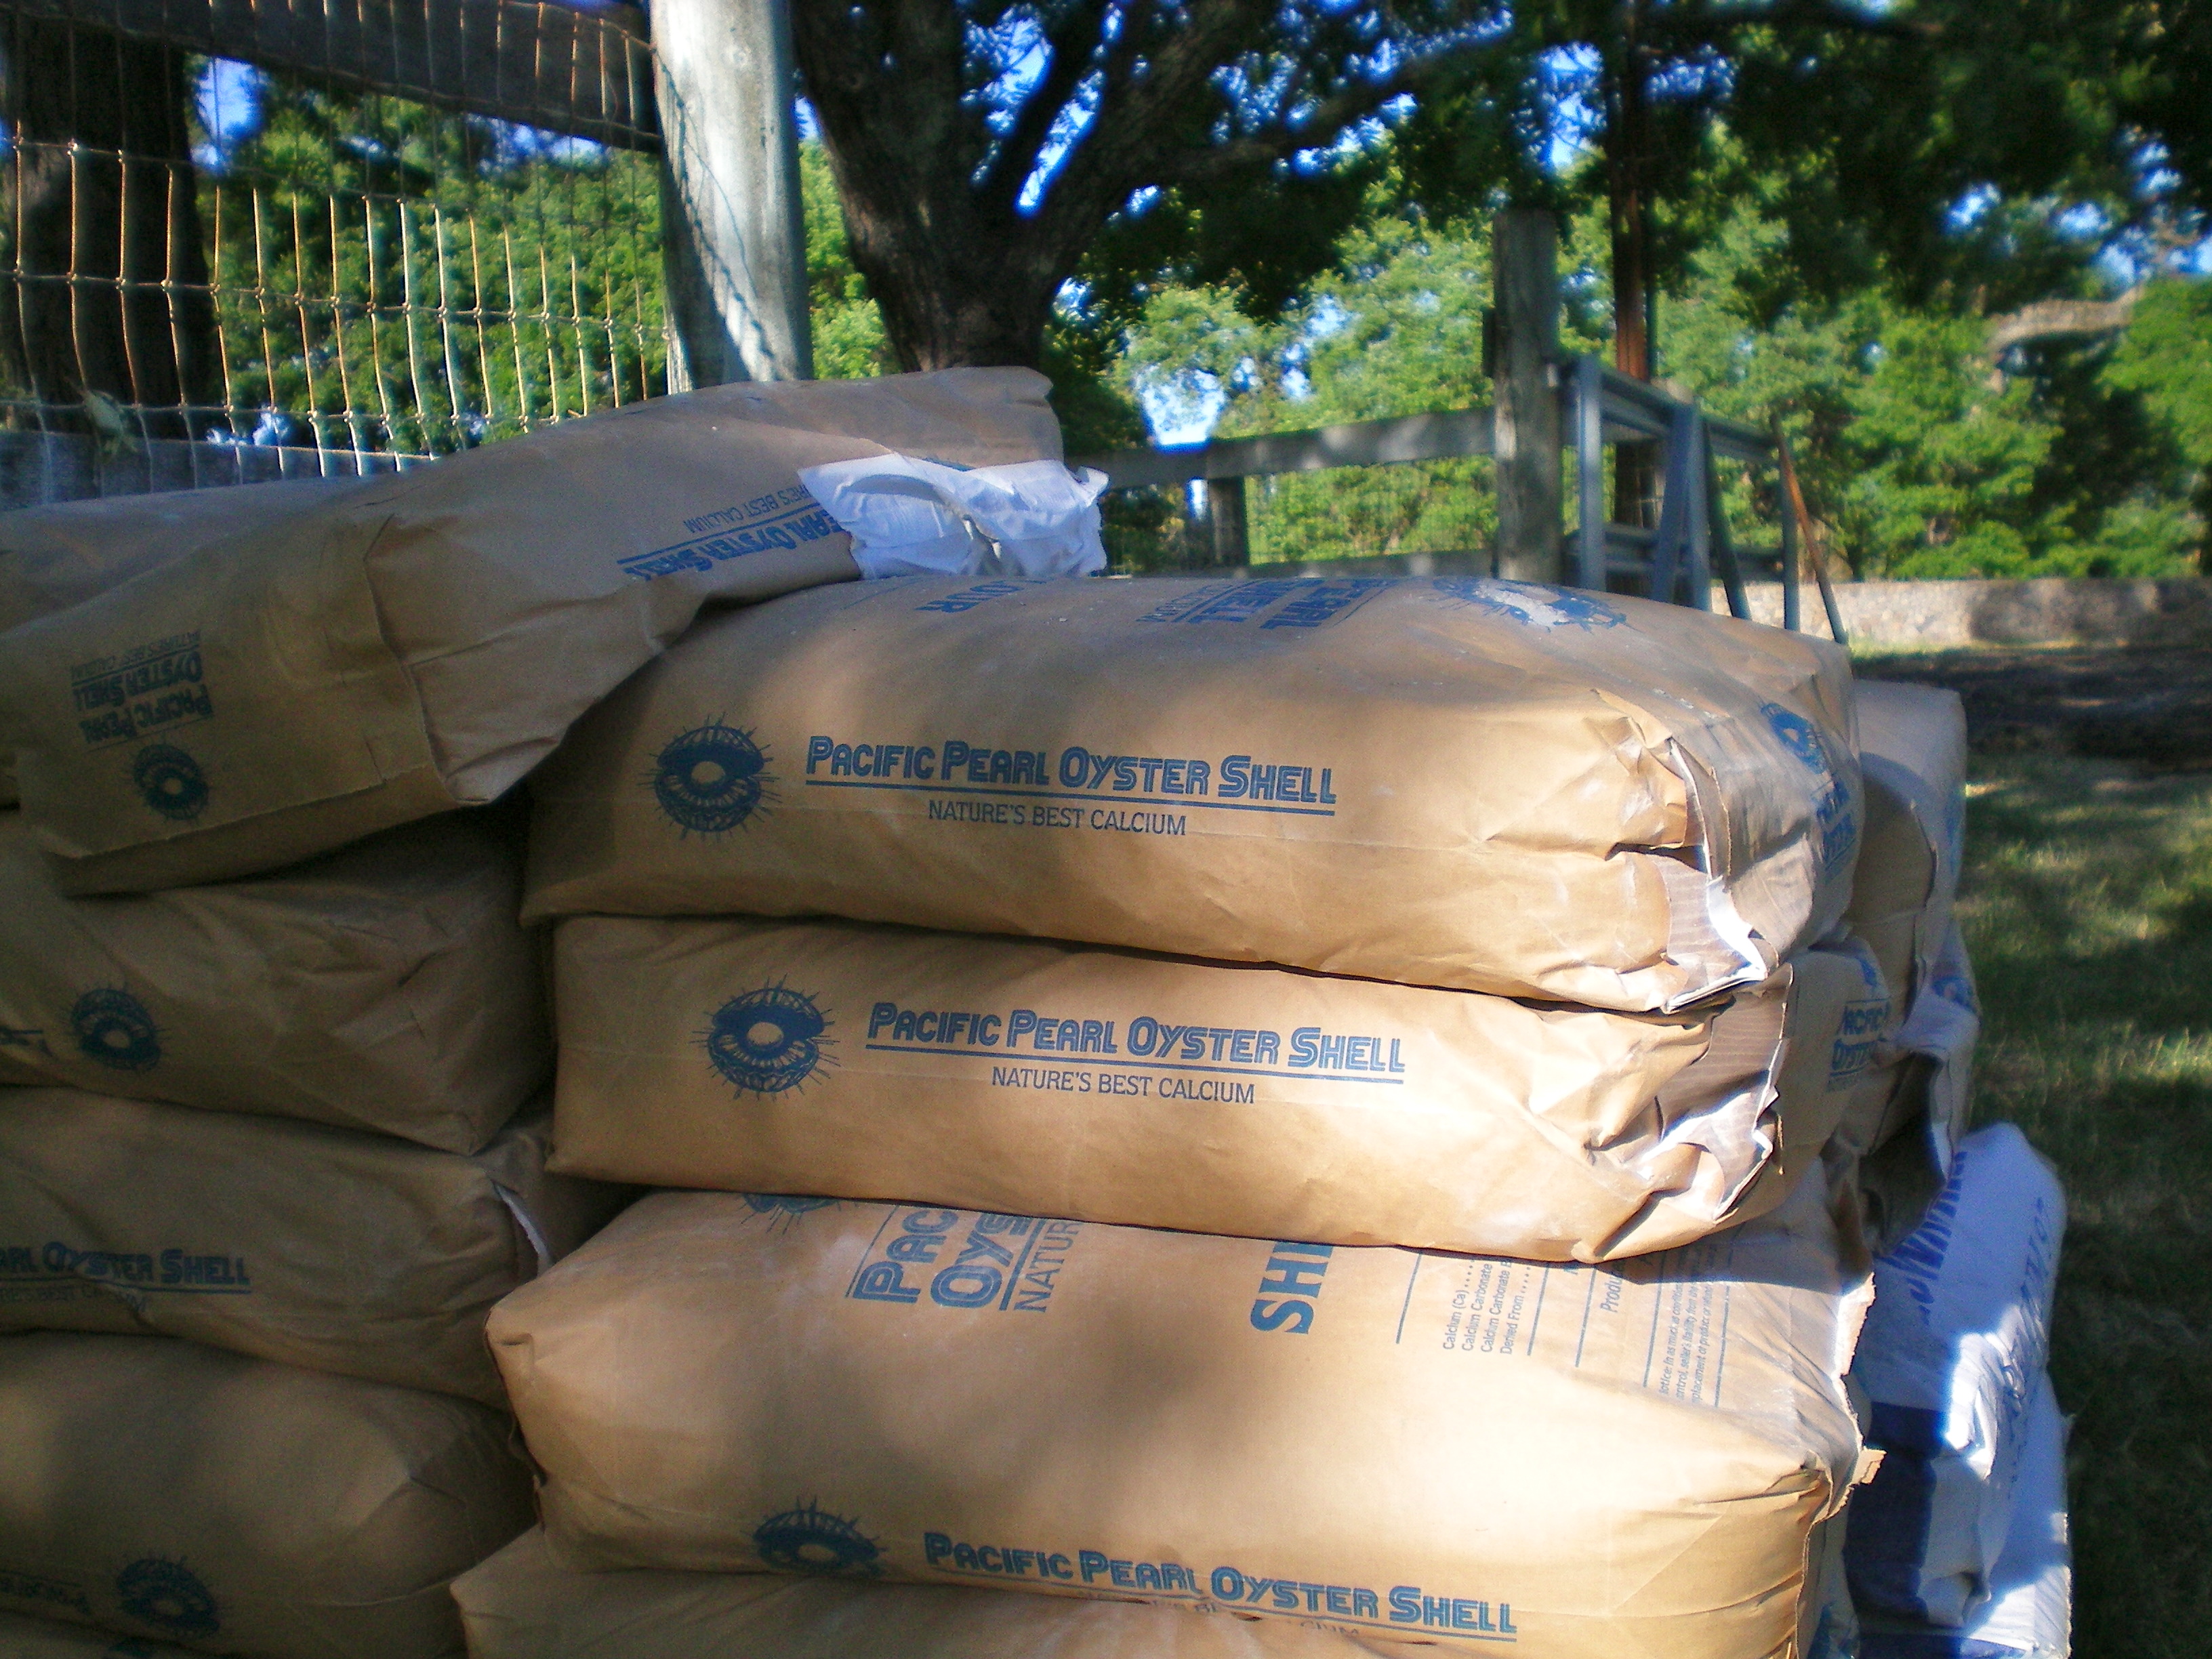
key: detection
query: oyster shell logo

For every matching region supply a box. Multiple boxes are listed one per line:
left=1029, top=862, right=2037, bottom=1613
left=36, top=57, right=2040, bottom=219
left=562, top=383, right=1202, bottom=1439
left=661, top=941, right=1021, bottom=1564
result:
left=115, top=1557, right=218, bottom=1637
left=743, top=1193, right=836, bottom=1216
left=703, top=985, right=832, bottom=1094
left=1761, top=702, right=1831, bottom=773
left=70, top=988, right=161, bottom=1072
left=651, top=722, right=772, bottom=834
left=1431, top=577, right=1623, bottom=630
left=131, top=744, right=208, bottom=821
left=752, top=1500, right=882, bottom=1576
left=738, top=1192, right=840, bottom=1235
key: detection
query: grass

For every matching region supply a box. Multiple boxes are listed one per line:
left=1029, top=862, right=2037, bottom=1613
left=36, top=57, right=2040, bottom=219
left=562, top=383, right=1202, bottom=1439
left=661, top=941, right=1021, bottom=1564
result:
left=1957, top=754, right=2212, bottom=1657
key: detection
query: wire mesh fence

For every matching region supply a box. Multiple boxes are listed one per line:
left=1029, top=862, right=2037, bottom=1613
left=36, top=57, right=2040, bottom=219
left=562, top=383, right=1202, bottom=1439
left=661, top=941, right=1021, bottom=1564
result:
left=0, top=0, right=665, bottom=493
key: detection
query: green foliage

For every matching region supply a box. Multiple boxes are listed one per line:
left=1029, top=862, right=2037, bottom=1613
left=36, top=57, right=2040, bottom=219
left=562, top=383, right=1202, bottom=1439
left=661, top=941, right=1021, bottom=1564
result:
left=1658, top=192, right=2204, bottom=577
left=1122, top=182, right=1507, bottom=564
left=801, top=142, right=891, bottom=380
left=1227, top=203, right=1500, bottom=563
left=1113, top=163, right=2206, bottom=577
left=1836, top=315, right=2055, bottom=577
left=2108, top=276, right=2212, bottom=563
left=2112, top=279, right=2212, bottom=459
left=203, top=75, right=663, bottom=453
left=1946, top=749, right=2212, bottom=1658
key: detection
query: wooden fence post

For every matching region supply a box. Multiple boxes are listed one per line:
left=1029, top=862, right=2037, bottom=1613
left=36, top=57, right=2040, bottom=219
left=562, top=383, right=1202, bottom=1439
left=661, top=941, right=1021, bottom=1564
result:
left=1205, top=476, right=1250, bottom=567
left=653, top=0, right=813, bottom=386
left=1491, top=209, right=1562, bottom=583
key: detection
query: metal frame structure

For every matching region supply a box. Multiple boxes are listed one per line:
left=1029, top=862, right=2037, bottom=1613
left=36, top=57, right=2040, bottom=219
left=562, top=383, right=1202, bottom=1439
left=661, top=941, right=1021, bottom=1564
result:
left=1078, top=353, right=1849, bottom=638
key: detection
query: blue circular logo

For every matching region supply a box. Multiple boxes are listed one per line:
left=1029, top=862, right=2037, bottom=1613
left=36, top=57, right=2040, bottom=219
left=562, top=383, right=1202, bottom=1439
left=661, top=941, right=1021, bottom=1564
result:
left=743, top=1194, right=836, bottom=1216
left=70, top=988, right=161, bottom=1072
left=131, top=745, right=208, bottom=821
left=704, top=987, right=829, bottom=1094
left=752, top=1502, right=880, bottom=1576
left=115, top=1558, right=218, bottom=1637
left=1761, top=702, right=1831, bottom=773
left=651, top=723, right=770, bottom=834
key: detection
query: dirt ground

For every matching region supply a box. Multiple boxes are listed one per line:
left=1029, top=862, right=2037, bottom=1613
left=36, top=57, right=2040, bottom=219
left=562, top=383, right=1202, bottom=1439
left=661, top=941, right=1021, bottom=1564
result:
left=1856, top=644, right=2212, bottom=768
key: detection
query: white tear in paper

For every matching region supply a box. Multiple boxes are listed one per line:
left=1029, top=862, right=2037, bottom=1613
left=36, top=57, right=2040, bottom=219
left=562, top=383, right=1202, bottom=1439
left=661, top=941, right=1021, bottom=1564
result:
left=798, top=454, right=1108, bottom=580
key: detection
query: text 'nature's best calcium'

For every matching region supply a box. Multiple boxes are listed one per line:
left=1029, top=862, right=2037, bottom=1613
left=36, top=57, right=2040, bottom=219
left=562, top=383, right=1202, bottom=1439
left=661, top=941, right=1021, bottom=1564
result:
left=0, top=369, right=1063, bottom=893
left=488, top=1167, right=1872, bottom=1659
left=523, top=575, right=1861, bottom=1010
left=550, top=916, right=1889, bottom=1260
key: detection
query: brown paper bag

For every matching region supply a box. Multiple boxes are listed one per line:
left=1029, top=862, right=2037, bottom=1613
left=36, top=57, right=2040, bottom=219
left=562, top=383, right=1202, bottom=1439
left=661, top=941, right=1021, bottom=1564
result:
left=0, top=477, right=369, bottom=806
left=523, top=575, right=1861, bottom=1010
left=1830, top=924, right=1980, bottom=1253
left=0, top=1089, right=628, bottom=1404
left=1844, top=682, right=1966, bottom=1023
left=0, top=810, right=544, bottom=1153
left=454, top=1524, right=1858, bottom=1659
left=455, top=1527, right=1414, bottom=1659
left=550, top=916, right=1887, bottom=1260
left=0, top=371, right=1063, bottom=893
left=0, top=478, right=363, bottom=632
left=0, top=1606, right=199, bottom=1654
left=488, top=1167, right=1872, bottom=1659
left=0, top=1331, right=531, bottom=1658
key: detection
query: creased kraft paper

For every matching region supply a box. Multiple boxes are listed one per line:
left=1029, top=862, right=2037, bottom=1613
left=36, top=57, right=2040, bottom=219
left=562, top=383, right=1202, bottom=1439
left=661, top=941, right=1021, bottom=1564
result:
left=0, top=809, right=545, bottom=1153
left=453, top=1524, right=1860, bottom=1659
left=0, top=369, right=1062, bottom=893
left=489, top=1166, right=1874, bottom=1659
left=0, top=1331, right=531, bottom=1658
left=455, top=1527, right=1410, bottom=1658
left=0, top=1090, right=628, bottom=1403
left=523, top=574, right=1861, bottom=1010
left=552, top=917, right=1888, bottom=1261
left=1845, top=682, right=1966, bottom=1025
left=0, top=475, right=365, bottom=806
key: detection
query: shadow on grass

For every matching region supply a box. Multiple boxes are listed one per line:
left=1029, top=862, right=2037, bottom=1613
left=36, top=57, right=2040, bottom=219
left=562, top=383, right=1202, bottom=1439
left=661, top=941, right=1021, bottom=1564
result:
left=1958, top=755, right=2212, bottom=1658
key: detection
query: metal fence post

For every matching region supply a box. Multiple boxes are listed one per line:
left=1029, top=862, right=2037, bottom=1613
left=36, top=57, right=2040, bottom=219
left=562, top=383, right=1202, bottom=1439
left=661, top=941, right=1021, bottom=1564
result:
left=653, top=0, right=813, bottom=386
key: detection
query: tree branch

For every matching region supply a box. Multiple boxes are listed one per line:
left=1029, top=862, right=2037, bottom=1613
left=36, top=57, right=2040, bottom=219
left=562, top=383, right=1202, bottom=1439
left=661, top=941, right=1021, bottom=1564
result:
left=1160, top=53, right=1443, bottom=188
left=1027, top=0, right=1279, bottom=258
left=1986, top=291, right=2142, bottom=359
left=980, top=0, right=1117, bottom=217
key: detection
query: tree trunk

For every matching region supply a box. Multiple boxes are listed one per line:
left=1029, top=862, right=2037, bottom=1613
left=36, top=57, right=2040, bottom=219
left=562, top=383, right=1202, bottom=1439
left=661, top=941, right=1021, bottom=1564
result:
left=838, top=186, right=1059, bottom=371
left=0, top=18, right=220, bottom=438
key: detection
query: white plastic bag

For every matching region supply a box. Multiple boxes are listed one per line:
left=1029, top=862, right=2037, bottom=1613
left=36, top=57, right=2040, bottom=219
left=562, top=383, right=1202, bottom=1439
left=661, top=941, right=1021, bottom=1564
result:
left=1892, top=924, right=1981, bottom=1178
left=1847, top=1123, right=2064, bottom=1625
left=800, top=454, right=1107, bottom=578
left=1860, top=1371, right=2070, bottom=1658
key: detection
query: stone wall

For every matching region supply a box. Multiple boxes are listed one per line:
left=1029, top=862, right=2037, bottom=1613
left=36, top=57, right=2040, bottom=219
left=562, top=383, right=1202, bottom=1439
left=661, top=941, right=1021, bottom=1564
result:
left=1208, top=550, right=2212, bottom=649
left=1730, top=576, right=2212, bottom=648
